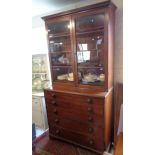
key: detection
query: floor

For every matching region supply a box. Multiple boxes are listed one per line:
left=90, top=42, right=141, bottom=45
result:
left=35, top=127, right=45, bottom=138
left=114, top=133, right=123, bottom=155
left=32, top=131, right=113, bottom=155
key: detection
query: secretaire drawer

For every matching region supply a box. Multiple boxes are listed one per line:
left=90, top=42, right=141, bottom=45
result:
left=48, top=115, right=101, bottom=136
left=44, top=90, right=104, bottom=115
left=49, top=125, right=104, bottom=151
left=46, top=107, right=104, bottom=127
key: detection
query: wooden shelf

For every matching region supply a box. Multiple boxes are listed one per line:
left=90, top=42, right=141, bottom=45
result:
left=52, top=64, right=72, bottom=66
left=78, top=66, right=103, bottom=69
left=54, top=80, right=74, bottom=83
left=49, top=32, right=70, bottom=38
left=50, top=51, right=72, bottom=54
left=77, top=49, right=102, bottom=52
left=52, top=65, right=72, bottom=68
left=76, top=27, right=104, bottom=35
left=80, top=81, right=104, bottom=86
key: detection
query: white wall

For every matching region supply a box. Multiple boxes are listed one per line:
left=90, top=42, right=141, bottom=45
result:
left=114, top=0, right=123, bottom=83
left=32, top=27, right=48, bottom=55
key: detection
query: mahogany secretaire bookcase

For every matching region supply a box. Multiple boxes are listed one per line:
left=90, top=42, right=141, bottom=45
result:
left=42, top=1, right=116, bottom=154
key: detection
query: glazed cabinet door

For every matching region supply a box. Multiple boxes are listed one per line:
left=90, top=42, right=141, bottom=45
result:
left=73, top=11, right=106, bottom=87
left=45, top=16, right=75, bottom=84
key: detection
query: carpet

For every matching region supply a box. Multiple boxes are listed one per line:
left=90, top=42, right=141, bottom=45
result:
left=32, top=131, right=99, bottom=155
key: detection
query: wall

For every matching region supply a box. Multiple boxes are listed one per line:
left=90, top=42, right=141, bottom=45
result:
left=113, top=0, right=123, bottom=145
left=114, top=0, right=123, bottom=84
left=31, top=27, right=48, bottom=54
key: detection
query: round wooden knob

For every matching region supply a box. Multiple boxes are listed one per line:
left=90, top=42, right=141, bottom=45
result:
left=87, top=107, right=93, bottom=112
left=52, top=100, right=56, bottom=105
left=88, top=127, right=93, bottom=133
left=87, top=98, right=92, bottom=104
left=51, top=93, right=56, bottom=98
left=89, top=140, right=94, bottom=145
left=56, top=130, right=60, bottom=134
left=53, top=109, right=58, bottom=114
left=54, top=118, right=59, bottom=123
left=88, top=116, right=93, bottom=122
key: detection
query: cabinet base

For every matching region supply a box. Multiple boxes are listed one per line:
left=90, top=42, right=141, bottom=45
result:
left=49, top=134, right=105, bottom=155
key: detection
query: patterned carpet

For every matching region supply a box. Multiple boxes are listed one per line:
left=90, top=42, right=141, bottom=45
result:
left=32, top=131, right=98, bottom=155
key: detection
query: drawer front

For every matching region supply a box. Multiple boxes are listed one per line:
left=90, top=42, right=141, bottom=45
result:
left=44, top=90, right=104, bottom=115
left=48, top=115, right=99, bottom=136
left=46, top=106, right=104, bottom=127
left=49, top=125, right=104, bottom=151
left=44, top=90, right=105, bottom=151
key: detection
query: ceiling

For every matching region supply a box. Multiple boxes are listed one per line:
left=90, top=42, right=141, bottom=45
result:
left=32, top=0, right=86, bottom=17
left=32, top=0, right=122, bottom=17
left=32, top=0, right=122, bottom=28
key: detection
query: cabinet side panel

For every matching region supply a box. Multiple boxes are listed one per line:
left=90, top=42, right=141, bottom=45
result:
left=108, top=5, right=115, bottom=90
left=114, top=83, right=123, bottom=145
left=104, top=89, right=113, bottom=148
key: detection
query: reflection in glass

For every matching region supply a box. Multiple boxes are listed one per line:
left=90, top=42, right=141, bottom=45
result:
left=76, top=14, right=104, bottom=32
left=77, top=43, right=90, bottom=63
left=47, top=21, right=70, bottom=35
left=77, top=51, right=90, bottom=63
left=78, top=68, right=104, bottom=85
left=52, top=67, right=74, bottom=82
left=51, top=52, right=71, bottom=66
left=49, top=36, right=71, bottom=52
left=77, top=42, right=103, bottom=67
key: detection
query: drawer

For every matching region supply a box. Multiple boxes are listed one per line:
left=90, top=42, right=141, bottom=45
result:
left=49, top=125, right=104, bottom=151
left=45, top=90, right=104, bottom=115
left=46, top=107, right=104, bottom=127
left=48, top=115, right=96, bottom=136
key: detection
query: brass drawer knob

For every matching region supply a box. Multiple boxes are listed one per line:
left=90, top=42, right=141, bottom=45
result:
left=54, top=118, right=59, bottom=123
left=87, top=107, right=93, bottom=112
left=52, top=100, right=56, bottom=105
left=89, top=140, right=94, bottom=145
left=87, top=98, right=92, bottom=104
left=88, top=127, right=93, bottom=133
left=51, top=93, right=56, bottom=98
left=53, top=109, right=58, bottom=114
left=88, top=116, right=93, bottom=122
left=56, top=129, right=60, bottom=134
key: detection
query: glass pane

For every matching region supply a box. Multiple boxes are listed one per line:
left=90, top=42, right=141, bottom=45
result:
left=51, top=52, right=72, bottom=66
left=76, top=14, right=104, bottom=32
left=78, top=68, right=104, bottom=86
left=75, top=13, right=105, bottom=86
left=52, top=67, right=74, bottom=82
left=76, top=32, right=104, bottom=67
left=47, top=21, right=70, bottom=35
left=49, top=36, right=71, bottom=52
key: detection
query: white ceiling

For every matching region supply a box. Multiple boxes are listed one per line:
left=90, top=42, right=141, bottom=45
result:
left=32, top=0, right=122, bottom=17
left=32, top=0, right=122, bottom=28
left=32, top=0, right=85, bottom=17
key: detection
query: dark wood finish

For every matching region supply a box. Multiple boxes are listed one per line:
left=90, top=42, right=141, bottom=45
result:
left=50, top=125, right=104, bottom=152
left=42, top=1, right=116, bottom=154
left=114, top=83, right=123, bottom=146
left=44, top=88, right=113, bottom=154
left=104, top=89, right=113, bottom=148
